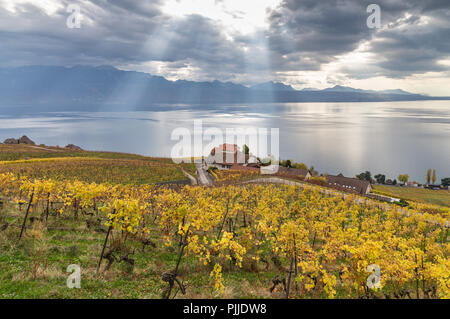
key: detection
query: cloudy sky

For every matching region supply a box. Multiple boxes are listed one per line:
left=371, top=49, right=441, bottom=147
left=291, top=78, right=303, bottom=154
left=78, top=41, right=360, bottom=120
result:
left=1, top=0, right=449, bottom=95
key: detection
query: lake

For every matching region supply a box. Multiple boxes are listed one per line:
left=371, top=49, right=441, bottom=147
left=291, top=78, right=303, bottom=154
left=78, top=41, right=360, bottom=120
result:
left=0, top=100, right=449, bottom=183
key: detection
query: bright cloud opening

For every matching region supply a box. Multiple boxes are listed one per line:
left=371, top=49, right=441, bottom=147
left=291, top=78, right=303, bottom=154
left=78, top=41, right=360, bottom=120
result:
left=0, top=0, right=63, bottom=15
left=161, top=0, right=281, bottom=34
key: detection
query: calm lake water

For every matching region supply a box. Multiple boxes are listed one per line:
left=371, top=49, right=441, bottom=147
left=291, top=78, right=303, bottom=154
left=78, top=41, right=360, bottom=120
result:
left=0, top=100, right=449, bottom=183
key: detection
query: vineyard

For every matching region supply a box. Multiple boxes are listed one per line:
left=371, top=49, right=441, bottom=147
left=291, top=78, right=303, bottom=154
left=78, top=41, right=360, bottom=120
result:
left=211, top=169, right=260, bottom=184
left=0, top=144, right=166, bottom=161
left=0, top=168, right=449, bottom=298
left=0, top=157, right=191, bottom=185
left=0, top=144, right=195, bottom=185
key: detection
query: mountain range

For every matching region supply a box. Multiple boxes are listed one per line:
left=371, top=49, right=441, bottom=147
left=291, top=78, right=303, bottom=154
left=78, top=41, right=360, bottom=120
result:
left=0, top=65, right=447, bottom=107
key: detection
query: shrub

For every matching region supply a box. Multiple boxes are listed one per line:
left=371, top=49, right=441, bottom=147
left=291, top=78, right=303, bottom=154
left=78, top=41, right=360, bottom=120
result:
left=395, top=199, right=409, bottom=207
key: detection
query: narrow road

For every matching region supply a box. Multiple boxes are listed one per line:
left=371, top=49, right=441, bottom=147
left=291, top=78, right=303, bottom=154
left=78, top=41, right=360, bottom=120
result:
left=195, top=163, right=212, bottom=186
left=26, top=145, right=64, bottom=152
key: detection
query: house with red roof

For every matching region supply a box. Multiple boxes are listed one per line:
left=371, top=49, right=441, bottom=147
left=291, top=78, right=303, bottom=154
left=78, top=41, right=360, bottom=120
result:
left=206, top=144, right=255, bottom=169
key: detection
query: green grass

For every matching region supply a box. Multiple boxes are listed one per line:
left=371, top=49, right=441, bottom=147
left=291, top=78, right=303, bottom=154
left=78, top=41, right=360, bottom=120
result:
left=0, top=203, right=281, bottom=299
left=372, top=185, right=450, bottom=207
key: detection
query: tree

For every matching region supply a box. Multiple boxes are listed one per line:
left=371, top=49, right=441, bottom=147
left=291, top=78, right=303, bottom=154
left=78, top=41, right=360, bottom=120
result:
left=309, top=165, right=318, bottom=176
left=395, top=199, right=409, bottom=207
left=356, top=171, right=372, bottom=182
left=374, top=174, right=386, bottom=184
left=292, top=162, right=308, bottom=170
left=442, top=178, right=450, bottom=187
left=432, top=169, right=437, bottom=184
left=398, top=174, right=409, bottom=184
left=243, top=144, right=249, bottom=155
left=285, top=159, right=292, bottom=168
left=426, top=168, right=431, bottom=185
left=393, top=179, right=397, bottom=185
left=261, top=154, right=278, bottom=166
left=280, top=160, right=307, bottom=170
left=280, top=160, right=291, bottom=168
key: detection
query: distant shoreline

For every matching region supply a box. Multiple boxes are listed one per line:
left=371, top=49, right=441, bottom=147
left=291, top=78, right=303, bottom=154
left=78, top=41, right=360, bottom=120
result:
left=1, top=98, right=450, bottom=112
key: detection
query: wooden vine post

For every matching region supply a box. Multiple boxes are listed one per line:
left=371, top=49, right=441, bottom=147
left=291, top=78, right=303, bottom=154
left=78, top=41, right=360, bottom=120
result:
left=285, top=256, right=294, bottom=299
left=162, top=227, right=189, bottom=299
left=285, top=233, right=297, bottom=299
left=19, top=190, right=34, bottom=241
left=97, top=225, right=113, bottom=273
left=97, top=209, right=115, bottom=273
left=45, top=192, right=50, bottom=222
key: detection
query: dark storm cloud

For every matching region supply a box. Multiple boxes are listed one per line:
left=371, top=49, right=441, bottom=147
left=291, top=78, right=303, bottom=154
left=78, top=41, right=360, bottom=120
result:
left=267, top=0, right=371, bottom=58
left=265, top=0, right=450, bottom=76
left=363, top=6, right=450, bottom=78
left=0, top=0, right=162, bottom=66
left=266, top=1, right=388, bottom=57
left=0, top=0, right=244, bottom=71
left=0, top=0, right=449, bottom=83
left=105, top=0, right=163, bottom=17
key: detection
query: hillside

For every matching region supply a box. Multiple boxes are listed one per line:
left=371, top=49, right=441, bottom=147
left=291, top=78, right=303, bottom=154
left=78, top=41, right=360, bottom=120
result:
left=373, top=184, right=450, bottom=207
left=0, top=144, right=448, bottom=299
left=0, top=144, right=195, bottom=185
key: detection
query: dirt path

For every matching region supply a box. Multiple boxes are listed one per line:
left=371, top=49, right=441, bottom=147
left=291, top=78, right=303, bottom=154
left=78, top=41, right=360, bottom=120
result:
left=26, top=145, right=64, bottom=152
left=195, top=163, right=212, bottom=186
